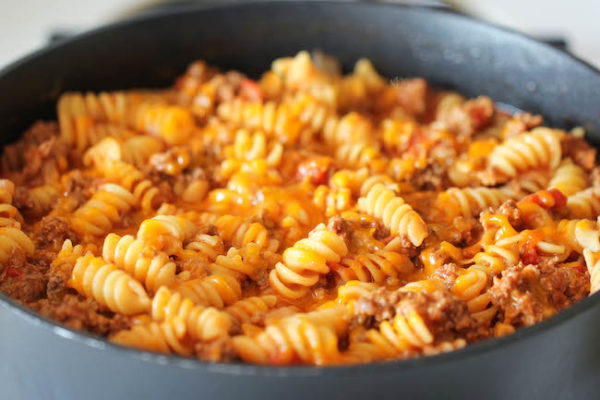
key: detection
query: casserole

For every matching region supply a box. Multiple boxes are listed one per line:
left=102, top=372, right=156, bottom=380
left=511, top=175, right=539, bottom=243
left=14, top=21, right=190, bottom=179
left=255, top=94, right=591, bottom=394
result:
left=1, top=2, right=600, bottom=399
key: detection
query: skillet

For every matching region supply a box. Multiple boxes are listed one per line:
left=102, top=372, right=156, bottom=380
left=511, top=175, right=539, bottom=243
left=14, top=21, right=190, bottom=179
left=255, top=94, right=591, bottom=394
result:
left=1, top=2, right=600, bottom=399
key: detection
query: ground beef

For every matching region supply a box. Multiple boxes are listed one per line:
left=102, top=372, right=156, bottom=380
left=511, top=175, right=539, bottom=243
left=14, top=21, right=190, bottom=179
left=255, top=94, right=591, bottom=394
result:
left=328, top=216, right=352, bottom=240
left=394, top=78, right=429, bottom=117
left=561, top=134, right=596, bottom=170
left=501, top=113, right=543, bottom=138
left=411, top=163, right=447, bottom=191
left=396, top=291, right=475, bottom=340
left=62, top=170, right=93, bottom=209
left=591, top=167, right=600, bottom=187
left=538, top=262, right=589, bottom=309
left=463, top=97, right=494, bottom=130
left=32, top=216, right=77, bottom=252
left=427, top=217, right=480, bottom=247
left=0, top=251, right=47, bottom=303
left=18, top=136, right=71, bottom=187
left=431, top=263, right=461, bottom=289
left=216, top=71, right=245, bottom=103
left=45, top=262, right=71, bottom=303
left=1, top=122, right=58, bottom=173
left=353, top=288, right=479, bottom=342
left=437, top=96, right=494, bottom=137
left=12, top=186, right=35, bottom=213
left=497, top=199, right=523, bottom=229
left=34, top=294, right=131, bottom=336
left=489, top=262, right=589, bottom=327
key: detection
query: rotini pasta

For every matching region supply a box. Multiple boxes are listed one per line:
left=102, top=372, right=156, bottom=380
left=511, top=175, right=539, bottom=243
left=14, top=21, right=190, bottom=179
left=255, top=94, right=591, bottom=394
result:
left=269, top=224, right=348, bottom=299
left=173, top=273, right=242, bottom=308
left=111, top=316, right=192, bottom=356
left=152, top=286, right=231, bottom=340
left=334, top=251, right=414, bottom=284
left=71, top=183, right=136, bottom=237
left=1, top=52, right=594, bottom=367
left=69, top=253, right=151, bottom=314
left=548, top=158, right=587, bottom=196
left=358, top=183, right=428, bottom=246
left=488, top=127, right=562, bottom=181
left=102, top=233, right=176, bottom=293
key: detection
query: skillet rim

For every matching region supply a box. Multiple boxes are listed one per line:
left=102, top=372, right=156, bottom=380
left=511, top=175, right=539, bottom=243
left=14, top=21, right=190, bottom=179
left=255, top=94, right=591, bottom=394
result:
left=1, top=0, right=600, bottom=376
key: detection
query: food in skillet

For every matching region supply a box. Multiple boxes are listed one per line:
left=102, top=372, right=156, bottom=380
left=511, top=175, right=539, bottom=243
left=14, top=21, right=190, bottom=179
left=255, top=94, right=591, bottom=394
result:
left=0, top=51, right=595, bottom=365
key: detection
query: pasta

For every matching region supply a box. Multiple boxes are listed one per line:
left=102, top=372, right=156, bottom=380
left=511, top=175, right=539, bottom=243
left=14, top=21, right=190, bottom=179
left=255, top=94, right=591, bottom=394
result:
left=269, top=223, right=348, bottom=299
left=71, top=183, right=136, bottom=237
left=102, top=233, right=176, bottom=293
left=225, top=295, right=278, bottom=325
left=358, top=183, right=428, bottom=246
left=111, top=316, right=192, bottom=356
left=69, top=253, right=151, bottom=315
left=334, top=251, right=414, bottom=284
left=488, top=127, right=562, bottom=182
left=0, top=51, right=595, bottom=366
left=152, top=286, right=231, bottom=341
left=232, top=306, right=348, bottom=365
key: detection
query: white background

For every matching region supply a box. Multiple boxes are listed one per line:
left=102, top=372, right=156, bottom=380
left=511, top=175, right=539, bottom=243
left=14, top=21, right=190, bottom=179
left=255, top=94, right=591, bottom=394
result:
left=1, top=0, right=599, bottom=68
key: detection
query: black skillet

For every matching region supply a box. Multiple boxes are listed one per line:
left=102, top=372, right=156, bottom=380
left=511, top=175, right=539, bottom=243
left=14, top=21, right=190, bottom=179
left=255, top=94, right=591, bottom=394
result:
left=1, top=2, right=600, bottom=399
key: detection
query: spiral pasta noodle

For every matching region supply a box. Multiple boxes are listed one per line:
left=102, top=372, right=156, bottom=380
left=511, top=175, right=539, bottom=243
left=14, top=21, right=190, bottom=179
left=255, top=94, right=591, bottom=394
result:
left=173, top=273, right=242, bottom=308
left=358, top=183, right=428, bottom=246
left=84, top=136, right=163, bottom=168
left=102, top=233, right=176, bottom=293
left=134, top=104, right=195, bottom=145
left=567, top=188, right=600, bottom=219
left=335, top=143, right=380, bottom=168
left=583, top=249, right=600, bottom=294
left=269, top=223, right=348, bottom=299
left=488, top=127, right=562, bottom=181
left=330, top=281, right=379, bottom=312
left=548, top=158, right=587, bottom=196
left=451, top=267, right=490, bottom=313
left=232, top=306, right=348, bottom=365
left=215, top=215, right=279, bottom=251
left=152, top=286, right=231, bottom=341
left=69, top=253, right=151, bottom=314
left=217, top=98, right=305, bottom=145
left=225, top=295, right=278, bottom=325
left=346, top=307, right=434, bottom=362
left=71, top=183, right=136, bottom=237
left=111, top=316, right=192, bottom=356
left=313, top=185, right=353, bottom=218
left=57, top=91, right=166, bottom=147
left=137, top=215, right=196, bottom=254
left=0, top=227, right=35, bottom=262
left=334, top=251, right=414, bottom=285
left=0, top=179, right=23, bottom=228
left=184, top=234, right=225, bottom=263
left=440, top=187, right=512, bottom=219
left=359, top=174, right=399, bottom=197
left=225, top=130, right=283, bottom=166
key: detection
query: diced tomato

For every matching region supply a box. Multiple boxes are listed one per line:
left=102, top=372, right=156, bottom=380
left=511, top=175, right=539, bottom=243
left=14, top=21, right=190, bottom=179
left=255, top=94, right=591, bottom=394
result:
left=548, top=188, right=567, bottom=208
left=5, top=267, right=22, bottom=278
left=574, top=263, right=588, bottom=275
left=297, top=158, right=331, bottom=185
left=524, top=189, right=565, bottom=209
left=240, top=78, right=264, bottom=102
left=467, top=105, right=490, bottom=129
left=522, top=237, right=540, bottom=265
